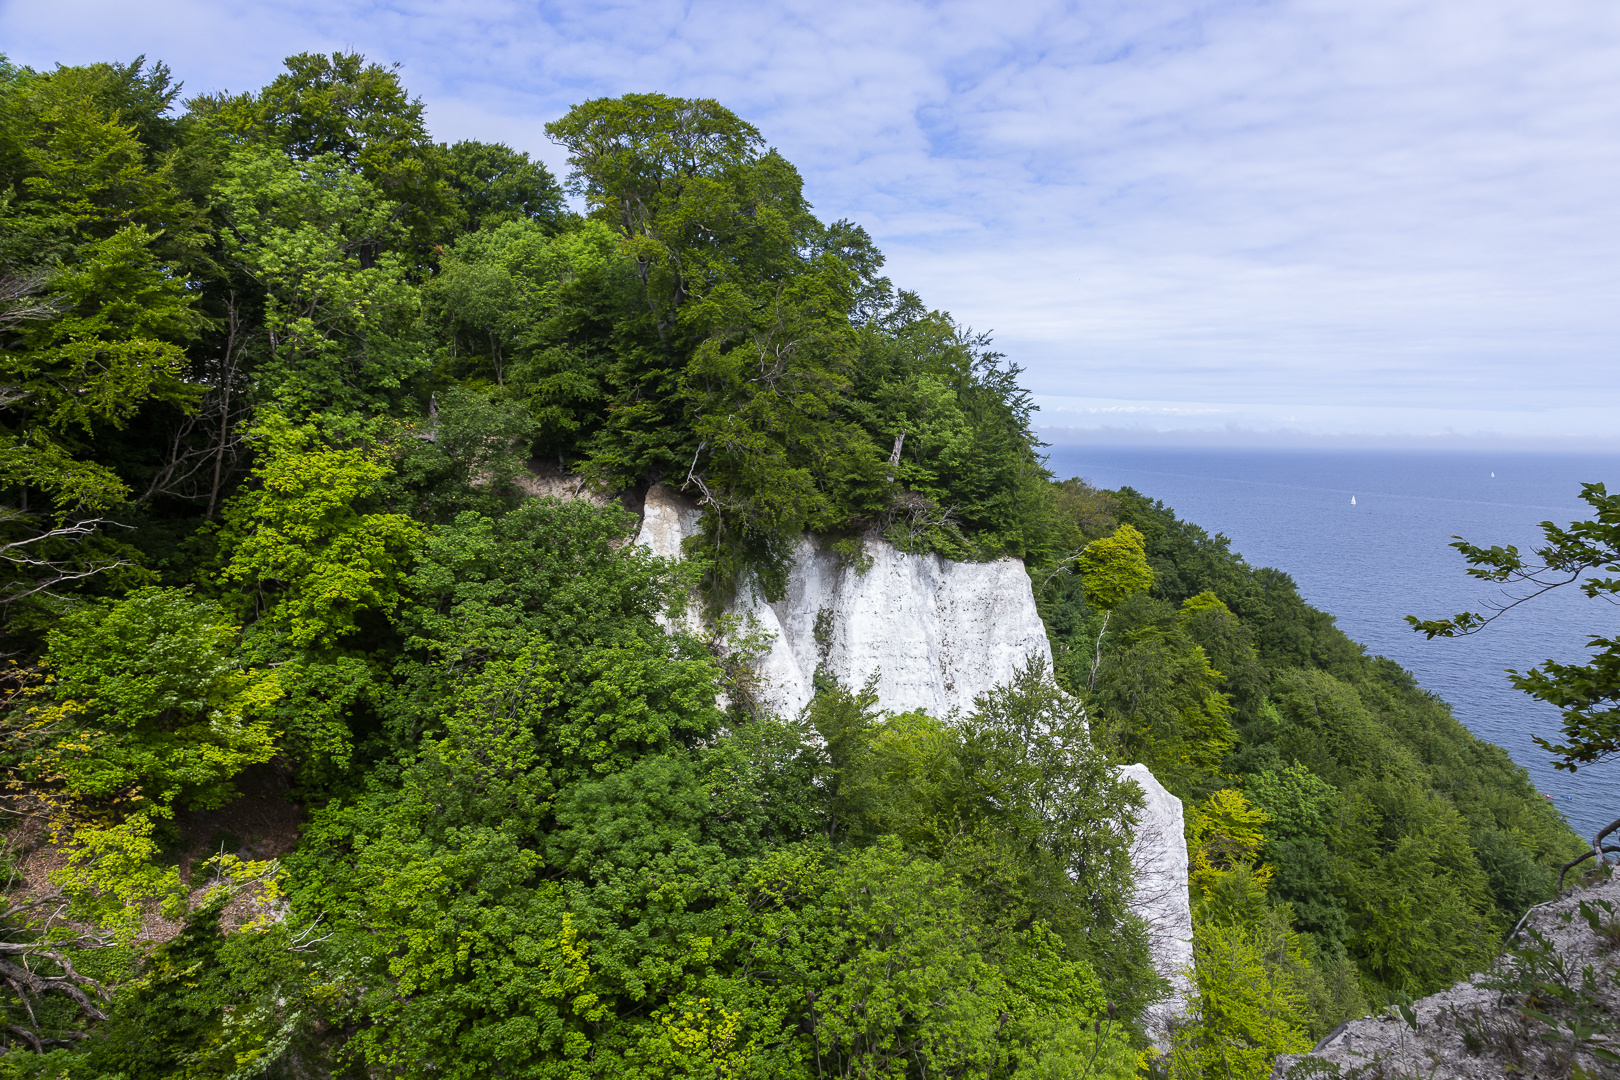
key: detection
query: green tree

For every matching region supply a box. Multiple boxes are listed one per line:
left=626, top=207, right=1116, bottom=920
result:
left=545, top=93, right=812, bottom=336
left=192, top=51, right=455, bottom=255
left=214, top=417, right=421, bottom=777
left=1246, top=764, right=1348, bottom=945
left=31, top=586, right=279, bottom=819
left=1090, top=595, right=1236, bottom=799
left=213, top=147, right=424, bottom=416
left=1078, top=524, right=1153, bottom=610
left=0, top=59, right=212, bottom=622
left=10, top=587, right=279, bottom=938
left=1170, top=918, right=1312, bottom=1080
left=77, top=892, right=328, bottom=1079
left=440, top=139, right=567, bottom=234
left=218, top=417, right=421, bottom=648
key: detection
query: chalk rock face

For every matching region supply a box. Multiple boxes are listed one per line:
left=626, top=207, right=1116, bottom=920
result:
left=1120, top=763, right=1195, bottom=1039
left=737, top=537, right=1053, bottom=720
left=639, top=484, right=1052, bottom=716
left=637, top=482, right=704, bottom=563
left=635, top=483, right=1192, bottom=1022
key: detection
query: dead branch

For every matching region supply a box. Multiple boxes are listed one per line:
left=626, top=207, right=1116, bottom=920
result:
left=0, top=956, right=108, bottom=1021
left=139, top=294, right=254, bottom=517
left=0, top=512, right=133, bottom=609
left=1558, top=811, right=1620, bottom=890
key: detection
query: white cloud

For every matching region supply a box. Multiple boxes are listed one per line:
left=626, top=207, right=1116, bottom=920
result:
left=3, top=0, right=1617, bottom=439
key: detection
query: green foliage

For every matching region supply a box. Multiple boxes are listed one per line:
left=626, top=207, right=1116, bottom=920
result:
left=1030, top=474, right=1584, bottom=1079
left=35, top=586, right=279, bottom=816
left=193, top=50, right=455, bottom=253
left=1089, top=593, right=1237, bottom=799
left=1089, top=488, right=1582, bottom=989
left=440, top=139, right=567, bottom=234
left=0, top=587, right=278, bottom=940
left=532, top=93, right=1055, bottom=585
left=1079, top=523, right=1154, bottom=610
left=213, top=147, right=425, bottom=415
left=217, top=416, right=422, bottom=647
left=392, top=385, right=540, bottom=521
left=4, top=226, right=201, bottom=438
left=78, top=893, right=327, bottom=1077
left=1171, top=916, right=1313, bottom=1080
left=0, top=57, right=213, bottom=625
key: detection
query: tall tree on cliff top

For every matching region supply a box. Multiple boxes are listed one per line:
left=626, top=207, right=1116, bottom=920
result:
left=544, top=94, right=887, bottom=588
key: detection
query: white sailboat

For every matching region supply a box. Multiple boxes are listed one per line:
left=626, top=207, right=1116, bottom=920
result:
left=1350, top=495, right=1356, bottom=506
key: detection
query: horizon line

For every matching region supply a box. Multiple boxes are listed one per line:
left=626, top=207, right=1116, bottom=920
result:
left=1035, top=425, right=1620, bottom=453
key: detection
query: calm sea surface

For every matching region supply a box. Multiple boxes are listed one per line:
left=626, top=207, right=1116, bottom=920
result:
left=1042, top=445, right=1620, bottom=841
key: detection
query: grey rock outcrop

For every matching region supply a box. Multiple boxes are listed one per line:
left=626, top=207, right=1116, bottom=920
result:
left=1272, top=872, right=1620, bottom=1079
left=634, top=483, right=1194, bottom=1024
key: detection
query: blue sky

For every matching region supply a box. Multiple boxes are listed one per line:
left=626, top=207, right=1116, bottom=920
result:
left=4, top=0, right=1618, bottom=444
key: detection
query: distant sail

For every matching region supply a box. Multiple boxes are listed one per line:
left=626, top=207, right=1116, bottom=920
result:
left=1491, top=472, right=1495, bottom=477
left=1350, top=495, right=1356, bottom=506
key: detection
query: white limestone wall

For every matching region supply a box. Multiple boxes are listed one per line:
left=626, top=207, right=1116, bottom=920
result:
left=638, top=484, right=1050, bottom=716
left=634, top=483, right=1191, bottom=1023
left=637, top=483, right=704, bottom=561
left=1120, top=763, right=1195, bottom=1041
left=738, top=539, right=1052, bottom=719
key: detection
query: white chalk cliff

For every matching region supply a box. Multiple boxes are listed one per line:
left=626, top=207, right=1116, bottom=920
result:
left=636, top=483, right=1193, bottom=1024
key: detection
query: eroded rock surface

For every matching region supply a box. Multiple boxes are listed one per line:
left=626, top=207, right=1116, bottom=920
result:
left=638, top=484, right=1049, bottom=718
left=737, top=538, right=1051, bottom=720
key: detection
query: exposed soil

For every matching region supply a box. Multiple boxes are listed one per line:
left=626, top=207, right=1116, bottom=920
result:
left=5, top=764, right=305, bottom=944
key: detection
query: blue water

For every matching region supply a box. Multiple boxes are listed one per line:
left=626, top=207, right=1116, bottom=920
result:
left=1042, top=445, right=1620, bottom=842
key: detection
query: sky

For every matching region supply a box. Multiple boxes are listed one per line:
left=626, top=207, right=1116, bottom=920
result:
left=3, top=0, right=1618, bottom=445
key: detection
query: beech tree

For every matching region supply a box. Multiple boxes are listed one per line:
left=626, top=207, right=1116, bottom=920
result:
left=1409, top=481, right=1620, bottom=772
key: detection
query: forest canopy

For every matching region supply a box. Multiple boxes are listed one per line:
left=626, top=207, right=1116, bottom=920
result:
left=0, top=51, right=1585, bottom=1080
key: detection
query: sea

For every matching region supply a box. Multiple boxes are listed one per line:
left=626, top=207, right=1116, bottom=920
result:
left=1041, top=444, right=1620, bottom=842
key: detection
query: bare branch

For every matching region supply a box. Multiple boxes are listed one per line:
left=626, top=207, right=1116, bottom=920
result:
left=0, top=270, right=68, bottom=332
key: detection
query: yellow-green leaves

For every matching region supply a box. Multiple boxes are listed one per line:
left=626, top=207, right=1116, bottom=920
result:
left=1172, top=918, right=1313, bottom=1080
left=1078, top=523, right=1154, bottom=610
left=635, top=995, right=752, bottom=1080
left=50, top=810, right=182, bottom=944
left=19, top=587, right=281, bottom=939
left=219, top=417, right=423, bottom=647
left=1172, top=795, right=1317, bottom=1080
left=1187, top=789, right=1275, bottom=921
left=39, top=586, right=281, bottom=817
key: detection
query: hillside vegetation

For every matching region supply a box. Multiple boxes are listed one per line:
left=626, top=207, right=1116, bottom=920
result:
left=0, top=51, right=1582, bottom=1079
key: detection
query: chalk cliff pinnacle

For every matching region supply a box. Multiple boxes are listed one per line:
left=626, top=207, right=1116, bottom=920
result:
left=636, top=483, right=1194, bottom=1029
